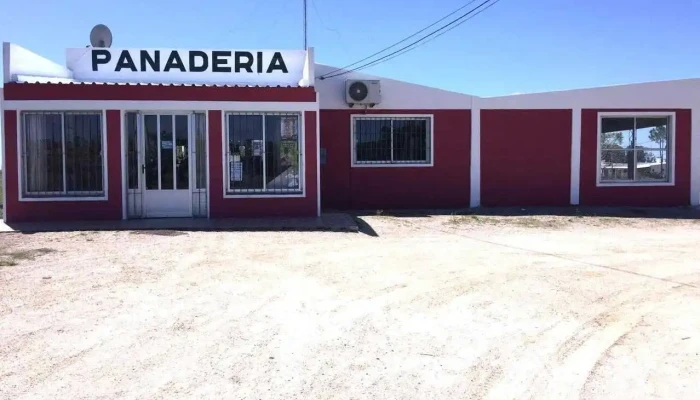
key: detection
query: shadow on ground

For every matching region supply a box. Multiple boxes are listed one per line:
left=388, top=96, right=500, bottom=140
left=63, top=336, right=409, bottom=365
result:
left=4, top=207, right=699, bottom=237
left=353, top=206, right=700, bottom=220
left=1, top=214, right=360, bottom=234
left=353, top=217, right=379, bottom=237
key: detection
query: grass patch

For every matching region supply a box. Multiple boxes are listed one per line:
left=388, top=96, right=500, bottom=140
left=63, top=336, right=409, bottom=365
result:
left=0, top=248, right=55, bottom=267
left=78, top=231, right=98, bottom=241
left=129, top=230, right=187, bottom=237
left=447, top=214, right=631, bottom=229
left=448, top=215, right=571, bottom=229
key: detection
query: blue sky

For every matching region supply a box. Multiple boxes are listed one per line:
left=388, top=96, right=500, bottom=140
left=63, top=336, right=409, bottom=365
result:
left=1, top=0, right=699, bottom=96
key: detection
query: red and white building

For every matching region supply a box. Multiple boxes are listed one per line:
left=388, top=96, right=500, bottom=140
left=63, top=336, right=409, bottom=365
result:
left=2, top=42, right=699, bottom=223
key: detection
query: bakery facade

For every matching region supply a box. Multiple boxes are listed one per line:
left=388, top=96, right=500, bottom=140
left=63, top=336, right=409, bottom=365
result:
left=2, top=42, right=700, bottom=222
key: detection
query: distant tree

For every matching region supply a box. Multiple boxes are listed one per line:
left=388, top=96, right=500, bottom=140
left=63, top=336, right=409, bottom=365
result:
left=635, top=148, right=655, bottom=163
left=601, top=149, right=627, bottom=164
left=600, top=131, right=623, bottom=149
left=601, top=131, right=626, bottom=164
left=601, top=130, right=657, bottom=179
left=649, top=125, right=668, bottom=172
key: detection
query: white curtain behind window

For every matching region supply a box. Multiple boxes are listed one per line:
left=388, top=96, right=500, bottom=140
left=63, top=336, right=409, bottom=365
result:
left=24, top=113, right=65, bottom=194
left=24, top=113, right=50, bottom=193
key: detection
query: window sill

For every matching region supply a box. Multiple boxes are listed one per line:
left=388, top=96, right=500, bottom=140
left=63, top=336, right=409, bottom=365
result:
left=20, top=195, right=108, bottom=202
left=223, top=192, right=304, bottom=199
left=596, top=181, right=674, bottom=188
left=352, top=163, right=433, bottom=168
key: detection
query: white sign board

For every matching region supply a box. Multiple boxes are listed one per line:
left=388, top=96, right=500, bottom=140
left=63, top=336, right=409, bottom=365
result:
left=231, top=161, right=243, bottom=182
left=65, top=48, right=307, bottom=86
left=252, top=140, right=263, bottom=157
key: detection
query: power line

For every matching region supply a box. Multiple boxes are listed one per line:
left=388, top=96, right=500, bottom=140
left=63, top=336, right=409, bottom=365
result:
left=329, top=0, right=502, bottom=77
left=310, top=0, right=351, bottom=56
left=319, top=0, right=499, bottom=79
left=320, top=0, right=482, bottom=77
left=320, top=0, right=499, bottom=79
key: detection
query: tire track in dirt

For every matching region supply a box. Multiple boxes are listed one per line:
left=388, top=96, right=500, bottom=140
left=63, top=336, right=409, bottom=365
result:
left=462, top=345, right=507, bottom=399
left=577, top=317, right=645, bottom=399
left=551, top=272, right=699, bottom=365
left=521, top=276, right=699, bottom=399
left=19, top=346, right=95, bottom=395
left=481, top=279, right=689, bottom=400
left=415, top=221, right=700, bottom=399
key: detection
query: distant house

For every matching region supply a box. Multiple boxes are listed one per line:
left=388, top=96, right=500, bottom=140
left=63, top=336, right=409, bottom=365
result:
left=601, top=161, right=667, bottom=180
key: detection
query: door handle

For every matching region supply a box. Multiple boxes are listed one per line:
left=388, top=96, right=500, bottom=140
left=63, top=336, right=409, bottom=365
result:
left=141, top=164, right=145, bottom=174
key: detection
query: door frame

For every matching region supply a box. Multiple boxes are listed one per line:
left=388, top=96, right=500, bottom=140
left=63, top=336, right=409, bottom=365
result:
left=190, top=112, right=210, bottom=218
left=144, top=111, right=193, bottom=218
left=124, top=110, right=201, bottom=218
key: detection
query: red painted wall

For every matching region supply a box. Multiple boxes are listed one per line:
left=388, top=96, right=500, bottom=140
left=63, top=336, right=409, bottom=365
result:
left=320, top=109, right=471, bottom=210
left=208, top=110, right=318, bottom=217
left=3, top=82, right=316, bottom=102
left=3, top=110, right=122, bottom=223
left=579, top=109, right=691, bottom=206
left=3, top=83, right=318, bottom=222
left=481, top=109, right=572, bottom=206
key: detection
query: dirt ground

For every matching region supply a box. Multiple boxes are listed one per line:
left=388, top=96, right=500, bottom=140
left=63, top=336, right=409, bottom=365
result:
left=1, top=214, right=699, bottom=399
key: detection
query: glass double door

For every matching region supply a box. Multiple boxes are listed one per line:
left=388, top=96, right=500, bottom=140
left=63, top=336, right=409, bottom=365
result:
left=125, top=112, right=207, bottom=219
left=142, top=113, right=192, bottom=217
left=145, top=114, right=189, bottom=192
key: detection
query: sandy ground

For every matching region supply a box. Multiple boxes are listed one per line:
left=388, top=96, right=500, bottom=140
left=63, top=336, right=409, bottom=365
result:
left=1, top=214, right=699, bottom=399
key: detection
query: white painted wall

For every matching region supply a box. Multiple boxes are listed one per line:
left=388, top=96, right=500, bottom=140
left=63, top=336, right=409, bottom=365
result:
left=1, top=86, right=4, bottom=222
left=3, top=42, right=73, bottom=83
left=470, top=98, right=481, bottom=207
left=691, top=107, right=700, bottom=206
left=480, top=79, right=700, bottom=110
left=570, top=108, right=582, bottom=205
left=315, top=64, right=474, bottom=110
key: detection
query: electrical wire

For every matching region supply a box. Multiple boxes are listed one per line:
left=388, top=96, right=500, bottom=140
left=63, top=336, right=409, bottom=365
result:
left=321, top=0, right=500, bottom=79
left=320, top=0, right=483, bottom=78
left=310, top=0, right=351, bottom=56
left=331, top=0, right=502, bottom=76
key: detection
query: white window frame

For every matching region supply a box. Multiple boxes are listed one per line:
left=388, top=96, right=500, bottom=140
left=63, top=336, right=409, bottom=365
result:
left=17, top=110, right=109, bottom=202
left=222, top=111, right=305, bottom=198
left=597, top=111, right=676, bottom=187
left=351, top=114, right=434, bottom=168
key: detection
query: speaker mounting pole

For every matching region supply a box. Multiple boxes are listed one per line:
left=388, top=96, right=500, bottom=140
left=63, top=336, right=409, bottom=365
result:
left=303, top=0, right=308, bottom=50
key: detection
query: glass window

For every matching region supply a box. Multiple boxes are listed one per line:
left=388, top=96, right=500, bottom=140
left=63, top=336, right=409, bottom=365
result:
left=225, top=113, right=302, bottom=194
left=159, top=115, right=174, bottom=190
left=265, top=115, right=301, bottom=191
left=599, top=115, right=671, bottom=183
left=353, top=116, right=431, bottom=165
left=393, top=119, right=429, bottom=163
left=175, top=115, right=189, bottom=190
left=144, top=115, right=158, bottom=190
left=126, top=112, right=139, bottom=190
left=21, top=112, right=104, bottom=198
left=355, top=119, right=391, bottom=163
left=194, top=113, right=207, bottom=189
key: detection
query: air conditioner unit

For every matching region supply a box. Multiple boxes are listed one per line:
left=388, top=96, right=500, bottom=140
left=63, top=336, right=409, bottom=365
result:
left=346, top=80, right=381, bottom=107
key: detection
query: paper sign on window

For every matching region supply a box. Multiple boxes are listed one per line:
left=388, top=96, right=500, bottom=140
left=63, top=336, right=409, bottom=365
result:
left=280, top=141, right=298, bottom=168
left=231, top=161, right=243, bottom=182
left=252, top=140, right=263, bottom=156
left=281, top=117, right=296, bottom=139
